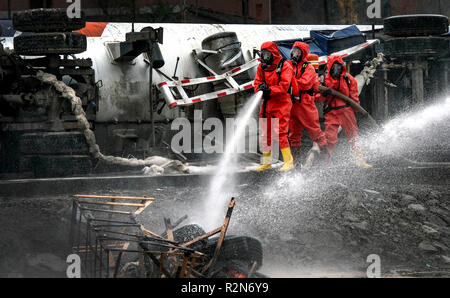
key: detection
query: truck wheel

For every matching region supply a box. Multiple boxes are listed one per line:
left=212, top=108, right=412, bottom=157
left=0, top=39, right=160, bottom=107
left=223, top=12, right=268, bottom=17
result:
left=384, top=14, right=449, bottom=37
left=13, top=8, right=86, bottom=32
left=201, top=31, right=248, bottom=77
left=14, top=32, right=87, bottom=55
left=384, top=37, right=449, bottom=58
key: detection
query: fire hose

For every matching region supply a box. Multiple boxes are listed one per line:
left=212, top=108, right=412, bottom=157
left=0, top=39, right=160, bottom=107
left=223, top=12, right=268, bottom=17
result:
left=318, top=85, right=378, bottom=127
left=318, top=85, right=450, bottom=167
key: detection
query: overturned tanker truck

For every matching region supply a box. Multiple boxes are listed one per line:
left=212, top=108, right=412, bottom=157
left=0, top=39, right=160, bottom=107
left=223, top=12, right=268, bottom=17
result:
left=0, top=9, right=449, bottom=179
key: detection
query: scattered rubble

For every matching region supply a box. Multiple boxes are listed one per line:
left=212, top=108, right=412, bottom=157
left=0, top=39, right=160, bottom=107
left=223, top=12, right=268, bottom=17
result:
left=1, top=171, right=450, bottom=277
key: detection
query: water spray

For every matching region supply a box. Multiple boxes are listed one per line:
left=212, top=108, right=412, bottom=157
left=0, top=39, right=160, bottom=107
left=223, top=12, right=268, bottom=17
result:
left=200, top=91, right=262, bottom=230
left=318, top=86, right=450, bottom=167
left=365, top=96, right=450, bottom=167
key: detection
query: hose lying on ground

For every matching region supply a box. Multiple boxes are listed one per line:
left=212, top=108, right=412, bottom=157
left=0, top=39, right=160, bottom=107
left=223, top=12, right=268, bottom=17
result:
left=35, top=71, right=189, bottom=174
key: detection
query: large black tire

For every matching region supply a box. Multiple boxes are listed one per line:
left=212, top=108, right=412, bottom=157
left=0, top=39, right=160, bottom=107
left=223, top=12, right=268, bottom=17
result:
left=384, top=37, right=449, bottom=58
left=162, top=224, right=208, bottom=250
left=13, top=8, right=86, bottom=33
left=384, top=14, right=449, bottom=37
left=201, top=31, right=247, bottom=76
left=14, top=32, right=87, bottom=55
left=140, top=224, right=207, bottom=277
left=205, top=235, right=263, bottom=270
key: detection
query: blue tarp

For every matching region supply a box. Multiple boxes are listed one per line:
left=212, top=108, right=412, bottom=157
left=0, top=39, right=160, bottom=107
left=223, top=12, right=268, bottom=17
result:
left=442, top=27, right=450, bottom=36
left=310, top=25, right=366, bottom=55
left=0, top=20, right=16, bottom=37
left=275, top=25, right=367, bottom=60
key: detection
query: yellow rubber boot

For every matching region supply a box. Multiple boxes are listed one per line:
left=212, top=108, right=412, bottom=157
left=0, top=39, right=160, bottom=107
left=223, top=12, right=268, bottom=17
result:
left=354, top=149, right=373, bottom=169
left=255, top=152, right=272, bottom=172
left=279, top=147, right=294, bottom=172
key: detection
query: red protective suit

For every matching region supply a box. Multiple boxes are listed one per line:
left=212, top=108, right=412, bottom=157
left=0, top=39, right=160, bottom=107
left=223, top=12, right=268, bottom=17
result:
left=315, top=55, right=360, bottom=152
left=254, top=41, right=293, bottom=151
left=288, top=42, right=327, bottom=148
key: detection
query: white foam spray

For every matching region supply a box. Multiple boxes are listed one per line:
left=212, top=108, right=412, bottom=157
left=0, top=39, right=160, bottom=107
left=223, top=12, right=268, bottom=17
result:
left=200, top=91, right=262, bottom=230
left=364, top=96, right=450, bottom=158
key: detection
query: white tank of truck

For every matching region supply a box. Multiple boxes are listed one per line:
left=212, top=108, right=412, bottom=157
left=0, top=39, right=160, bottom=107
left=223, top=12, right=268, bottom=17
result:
left=3, top=23, right=379, bottom=123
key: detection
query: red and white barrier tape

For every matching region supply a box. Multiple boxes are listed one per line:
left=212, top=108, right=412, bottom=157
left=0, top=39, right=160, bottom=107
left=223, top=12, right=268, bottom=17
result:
left=157, top=58, right=259, bottom=108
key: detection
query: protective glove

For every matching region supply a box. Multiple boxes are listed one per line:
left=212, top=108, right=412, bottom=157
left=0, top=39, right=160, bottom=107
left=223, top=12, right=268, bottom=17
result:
left=259, top=83, right=271, bottom=101
left=258, top=82, right=269, bottom=92
left=263, top=89, right=271, bottom=101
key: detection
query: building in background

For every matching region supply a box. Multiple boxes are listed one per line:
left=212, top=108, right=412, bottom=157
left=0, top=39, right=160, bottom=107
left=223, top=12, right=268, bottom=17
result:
left=0, top=0, right=448, bottom=24
left=0, top=0, right=271, bottom=24
left=271, top=0, right=449, bottom=25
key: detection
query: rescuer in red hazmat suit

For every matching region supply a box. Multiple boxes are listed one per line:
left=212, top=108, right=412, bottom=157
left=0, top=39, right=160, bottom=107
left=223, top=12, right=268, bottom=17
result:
left=316, top=55, right=372, bottom=168
left=288, top=42, right=329, bottom=167
left=253, top=41, right=294, bottom=172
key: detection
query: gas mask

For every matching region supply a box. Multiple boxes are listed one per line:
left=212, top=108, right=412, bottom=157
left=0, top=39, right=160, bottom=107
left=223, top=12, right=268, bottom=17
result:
left=330, top=62, right=343, bottom=79
left=290, top=47, right=303, bottom=65
left=260, top=49, right=274, bottom=69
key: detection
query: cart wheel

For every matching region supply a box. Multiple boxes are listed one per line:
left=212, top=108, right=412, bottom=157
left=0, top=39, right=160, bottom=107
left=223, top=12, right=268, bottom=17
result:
left=13, top=8, right=86, bottom=33
left=161, top=224, right=208, bottom=251
left=383, top=14, right=449, bottom=37
left=14, top=32, right=87, bottom=56
left=205, top=235, right=263, bottom=269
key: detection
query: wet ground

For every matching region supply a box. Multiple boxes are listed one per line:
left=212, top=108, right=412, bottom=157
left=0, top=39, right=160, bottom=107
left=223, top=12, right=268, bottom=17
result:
left=137, top=168, right=450, bottom=278
left=1, top=163, right=449, bottom=278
